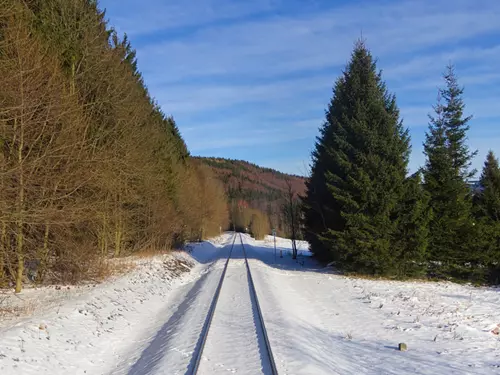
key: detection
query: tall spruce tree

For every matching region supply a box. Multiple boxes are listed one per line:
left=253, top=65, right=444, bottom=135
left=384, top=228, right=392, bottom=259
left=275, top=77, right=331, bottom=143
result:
left=393, top=172, right=431, bottom=277
left=423, top=65, right=476, bottom=279
left=475, top=151, right=500, bottom=220
left=303, top=41, right=411, bottom=275
left=473, top=151, right=500, bottom=282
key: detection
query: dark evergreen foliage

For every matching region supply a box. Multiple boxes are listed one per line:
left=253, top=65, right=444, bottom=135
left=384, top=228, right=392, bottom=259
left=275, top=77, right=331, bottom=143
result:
left=473, top=151, right=500, bottom=283
left=303, top=41, right=417, bottom=276
left=393, top=172, right=431, bottom=277
left=475, top=151, right=500, bottom=220
left=423, top=66, right=477, bottom=280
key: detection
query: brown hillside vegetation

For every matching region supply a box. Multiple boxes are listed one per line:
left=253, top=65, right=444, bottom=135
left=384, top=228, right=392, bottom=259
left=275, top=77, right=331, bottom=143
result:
left=0, top=0, right=228, bottom=292
left=196, top=157, right=305, bottom=198
left=195, top=157, right=306, bottom=237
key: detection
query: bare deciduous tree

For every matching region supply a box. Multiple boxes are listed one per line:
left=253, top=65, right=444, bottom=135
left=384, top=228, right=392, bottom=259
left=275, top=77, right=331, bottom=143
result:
left=283, top=178, right=300, bottom=259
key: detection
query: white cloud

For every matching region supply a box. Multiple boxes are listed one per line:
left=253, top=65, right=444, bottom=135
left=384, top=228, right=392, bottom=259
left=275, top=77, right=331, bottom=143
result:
left=99, top=0, right=500, bottom=174
left=127, top=0, right=500, bottom=125
left=102, top=0, right=275, bottom=36
left=152, top=74, right=333, bottom=113
left=400, top=94, right=500, bottom=129
left=186, top=127, right=312, bottom=152
left=134, top=0, right=500, bottom=82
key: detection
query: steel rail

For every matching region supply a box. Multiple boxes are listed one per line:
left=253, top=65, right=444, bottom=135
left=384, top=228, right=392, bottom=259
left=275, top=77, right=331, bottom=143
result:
left=192, top=232, right=278, bottom=375
left=191, top=233, right=237, bottom=374
left=239, top=233, right=279, bottom=375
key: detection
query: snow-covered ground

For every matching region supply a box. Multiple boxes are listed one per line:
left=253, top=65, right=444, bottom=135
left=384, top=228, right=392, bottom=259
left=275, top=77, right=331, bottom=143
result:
left=1, top=232, right=499, bottom=374
left=245, top=234, right=500, bottom=374
left=197, top=243, right=272, bottom=374
left=0, top=234, right=233, bottom=375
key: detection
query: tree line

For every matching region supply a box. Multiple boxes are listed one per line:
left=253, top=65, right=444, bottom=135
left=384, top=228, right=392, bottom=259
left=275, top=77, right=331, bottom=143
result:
left=0, top=0, right=229, bottom=292
left=198, top=157, right=304, bottom=240
left=303, top=41, right=500, bottom=284
left=228, top=178, right=302, bottom=243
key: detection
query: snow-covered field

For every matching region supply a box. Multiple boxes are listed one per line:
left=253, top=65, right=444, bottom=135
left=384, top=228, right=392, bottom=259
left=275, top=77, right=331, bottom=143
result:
left=246, top=234, right=500, bottom=374
left=0, top=234, right=233, bottom=375
left=1, top=232, right=499, bottom=374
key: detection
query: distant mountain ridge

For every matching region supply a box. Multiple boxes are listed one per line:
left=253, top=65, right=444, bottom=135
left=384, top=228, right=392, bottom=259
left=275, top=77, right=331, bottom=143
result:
left=194, top=157, right=306, bottom=203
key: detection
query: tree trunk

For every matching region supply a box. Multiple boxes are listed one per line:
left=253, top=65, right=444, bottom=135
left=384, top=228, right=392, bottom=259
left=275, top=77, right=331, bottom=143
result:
left=15, top=116, right=25, bottom=293
left=0, top=221, right=5, bottom=284
left=114, top=211, right=123, bottom=257
left=285, top=179, right=298, bottom=260
left=37, top=223, right=50, bottom=283
left=70, top=55, right=76, bottom=95
left=99, top=214, right=106, bottom=256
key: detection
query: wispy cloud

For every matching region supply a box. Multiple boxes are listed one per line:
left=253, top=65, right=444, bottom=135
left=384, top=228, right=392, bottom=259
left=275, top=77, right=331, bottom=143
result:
left=152, top=75, right=333, bottom=114
left=100, top=0, right=500, bottom=175
left=134, top=0, right=500, bottom=81
left=185, top=119, right=317, bottom=152
left=103, top=0, right=275, bottom=36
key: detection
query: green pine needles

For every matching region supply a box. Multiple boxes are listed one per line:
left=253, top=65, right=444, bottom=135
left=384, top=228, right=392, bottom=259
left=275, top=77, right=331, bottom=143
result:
left=303, top=42, right=500, bottom=283
left=303, top=41, right=425, bottom=277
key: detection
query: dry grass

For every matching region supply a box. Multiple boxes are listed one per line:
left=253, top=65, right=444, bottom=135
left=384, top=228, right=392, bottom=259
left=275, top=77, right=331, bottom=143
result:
left=133, top=247, right=171, bottom=259
left=94, top=259, right=136, bottom=281
left=344, top=272, right=435, bottom=284
left=0, top=258, right=136, bottom=321
left=0, top=296, right=38, bottom=319
left=344, top=331, right=353, bottom=340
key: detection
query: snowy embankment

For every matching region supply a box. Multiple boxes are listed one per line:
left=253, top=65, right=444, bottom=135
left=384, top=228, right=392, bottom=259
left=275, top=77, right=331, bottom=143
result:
left=0, top=233, right=233, bottom=375
left=245, top=234, right=500, bottom=374
left=1, top=232, right=499, bottom=374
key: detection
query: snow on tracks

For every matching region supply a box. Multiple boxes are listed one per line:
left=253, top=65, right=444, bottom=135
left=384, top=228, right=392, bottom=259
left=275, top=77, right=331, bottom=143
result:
left=194, top=234, right=276, bottom=374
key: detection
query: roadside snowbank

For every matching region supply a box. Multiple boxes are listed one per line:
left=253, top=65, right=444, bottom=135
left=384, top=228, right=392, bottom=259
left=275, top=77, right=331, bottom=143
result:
left=2, top=232, right=500, bottom=374
left=0, top=233, right=232, bottom=375
left=244, top=235, right=500, bottom=374
left=261, top=234, right=311, bottom=256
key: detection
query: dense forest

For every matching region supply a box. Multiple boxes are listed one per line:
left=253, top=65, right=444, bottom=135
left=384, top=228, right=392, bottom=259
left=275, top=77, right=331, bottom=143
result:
left=197, top=157, right=305, bottom=240
left=303, top=41, right=500, bottom=284
left=2, top=1, right=498, bottom=292
left=0, top=0, right=229, bottom=292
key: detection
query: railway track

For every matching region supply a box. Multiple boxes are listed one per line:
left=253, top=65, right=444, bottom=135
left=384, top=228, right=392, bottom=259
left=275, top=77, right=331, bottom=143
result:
left=191, top=232, right=278, bottom=375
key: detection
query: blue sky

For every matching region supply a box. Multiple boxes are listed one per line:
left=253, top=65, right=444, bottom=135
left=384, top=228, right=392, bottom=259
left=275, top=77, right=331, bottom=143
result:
left=100, top=0, right=500, bottom=176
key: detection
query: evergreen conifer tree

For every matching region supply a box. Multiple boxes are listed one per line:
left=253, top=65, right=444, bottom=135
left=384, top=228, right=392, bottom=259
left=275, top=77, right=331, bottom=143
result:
left=475, top=151, right=500, bottom=220
left=423, top=65, right=476, bottom=279
left=473, top=151, right=500, bottom=282
left=303, top=41, right=411, bottom=275
left=393, top=172, right=431, bottom=277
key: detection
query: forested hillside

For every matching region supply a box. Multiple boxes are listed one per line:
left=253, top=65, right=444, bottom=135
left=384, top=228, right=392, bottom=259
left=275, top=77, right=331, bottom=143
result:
left=197, top=157, right=305, bottom=238
left=0, top=0, right=228, bottom=292
left=3, top=0, right=496, bottom=294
